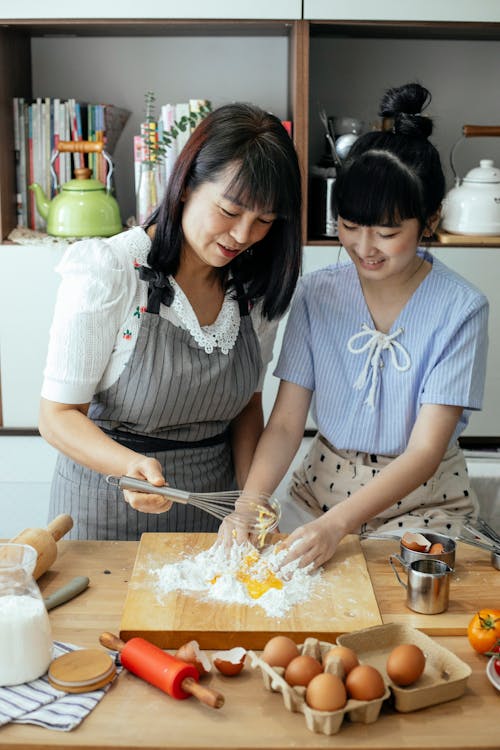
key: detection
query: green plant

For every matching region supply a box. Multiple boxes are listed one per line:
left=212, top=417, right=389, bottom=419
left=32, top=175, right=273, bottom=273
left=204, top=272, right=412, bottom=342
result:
left=142, top=91, right=211, bottom=165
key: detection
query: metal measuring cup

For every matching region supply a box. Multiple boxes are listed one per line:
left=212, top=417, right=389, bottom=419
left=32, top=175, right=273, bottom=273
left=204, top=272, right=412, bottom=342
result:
left=389, top=554, right=453, bottom=614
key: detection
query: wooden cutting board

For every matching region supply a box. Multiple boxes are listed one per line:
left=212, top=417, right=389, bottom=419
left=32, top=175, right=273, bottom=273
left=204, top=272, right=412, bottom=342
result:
left=119, top=533, right=382, bottom=649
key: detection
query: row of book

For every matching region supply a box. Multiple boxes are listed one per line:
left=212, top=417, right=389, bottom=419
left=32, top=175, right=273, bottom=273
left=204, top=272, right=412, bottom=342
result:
left=12, top=97, right=130, bottom=230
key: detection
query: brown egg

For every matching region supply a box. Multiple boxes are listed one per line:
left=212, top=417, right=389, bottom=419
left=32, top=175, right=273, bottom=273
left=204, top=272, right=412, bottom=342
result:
left=386, top=644, right=426, bottom=686
left=284, top=655, right=323, bottom=687
left=345, top=664, right=385, bottom=701
left=401, top=531, right=431, bottom=552
left=323, top=645, right=359, bottom=675
left=262, top=636, right=299, bottom=668
left=306, top=673, right=347, bottom=711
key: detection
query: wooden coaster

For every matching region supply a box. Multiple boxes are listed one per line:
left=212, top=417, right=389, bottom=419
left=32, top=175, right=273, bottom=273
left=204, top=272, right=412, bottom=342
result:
left=48, top=649, right=116, bottom=693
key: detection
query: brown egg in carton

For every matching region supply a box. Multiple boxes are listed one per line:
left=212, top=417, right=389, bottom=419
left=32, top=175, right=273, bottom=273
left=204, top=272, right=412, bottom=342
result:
left=248, top=637, right=390, bottom=736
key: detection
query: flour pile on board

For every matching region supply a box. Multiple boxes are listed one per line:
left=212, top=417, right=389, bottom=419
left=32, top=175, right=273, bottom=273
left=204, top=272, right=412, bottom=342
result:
left=151, top=540, right=323, bottom=618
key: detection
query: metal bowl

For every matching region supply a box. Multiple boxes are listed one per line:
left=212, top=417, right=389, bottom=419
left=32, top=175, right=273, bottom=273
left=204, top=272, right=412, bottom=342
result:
left=399, top=530, right=456, bottom=568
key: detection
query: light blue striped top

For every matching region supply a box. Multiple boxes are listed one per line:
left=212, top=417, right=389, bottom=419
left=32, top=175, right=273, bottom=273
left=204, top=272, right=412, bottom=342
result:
left=274, top=251, right=489, bottom=455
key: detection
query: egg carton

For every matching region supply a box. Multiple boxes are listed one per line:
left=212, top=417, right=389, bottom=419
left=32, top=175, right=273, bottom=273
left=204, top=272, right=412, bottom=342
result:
left=248, top=637, right=390, bottom=736
left=337, top=623, right=472, bottom=712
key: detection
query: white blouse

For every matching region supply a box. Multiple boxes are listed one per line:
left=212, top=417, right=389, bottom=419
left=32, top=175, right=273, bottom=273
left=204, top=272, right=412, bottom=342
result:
left=42, top=227, right=278, bottom=404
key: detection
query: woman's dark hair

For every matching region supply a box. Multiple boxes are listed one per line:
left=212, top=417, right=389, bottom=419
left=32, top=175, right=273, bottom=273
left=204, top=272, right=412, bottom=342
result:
left=145, top=102, right=302, bottom=320
left=334, top=83, right=445, bottom=232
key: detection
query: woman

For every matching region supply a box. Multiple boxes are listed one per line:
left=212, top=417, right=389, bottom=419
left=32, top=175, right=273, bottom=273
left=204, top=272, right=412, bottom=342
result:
left=221, top=83, right=488, bottom=569
left=39, top=102, right=302, bottom=540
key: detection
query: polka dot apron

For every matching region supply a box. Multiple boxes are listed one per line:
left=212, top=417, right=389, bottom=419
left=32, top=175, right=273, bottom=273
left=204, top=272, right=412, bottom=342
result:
left=288, top=433, right=479, bottom=538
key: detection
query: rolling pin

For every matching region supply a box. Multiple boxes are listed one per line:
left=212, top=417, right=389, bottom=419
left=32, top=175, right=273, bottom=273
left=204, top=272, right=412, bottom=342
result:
left=10, top=514, right=73, bottom=580
left=99, top=633, right=224, bottom=709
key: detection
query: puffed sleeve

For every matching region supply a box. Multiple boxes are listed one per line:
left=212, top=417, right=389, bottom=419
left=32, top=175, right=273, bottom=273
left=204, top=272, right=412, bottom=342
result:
left=41, top=237, right=133, bottom=404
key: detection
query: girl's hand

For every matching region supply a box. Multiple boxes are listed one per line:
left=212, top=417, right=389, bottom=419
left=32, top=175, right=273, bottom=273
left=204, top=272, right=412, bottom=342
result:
left=216, top=494, right=268, bottom=549
left=283, top=516, right=344, bottom=570
left=121, top=456, right=173, bottom=514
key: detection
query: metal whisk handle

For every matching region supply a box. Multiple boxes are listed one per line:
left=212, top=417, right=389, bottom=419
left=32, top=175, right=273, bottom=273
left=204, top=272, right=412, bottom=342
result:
left=106, top=475, right=190, bottom=503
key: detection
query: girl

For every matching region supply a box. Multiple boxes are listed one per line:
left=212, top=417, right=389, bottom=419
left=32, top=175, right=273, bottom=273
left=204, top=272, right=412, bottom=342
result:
left=222, top=83, right=489, bottom=569
left=39, top=102, right=302, bottom=540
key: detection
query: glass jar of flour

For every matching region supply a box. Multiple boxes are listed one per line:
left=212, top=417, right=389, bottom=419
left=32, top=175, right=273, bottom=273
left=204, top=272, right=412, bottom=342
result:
left=0, top=543, right=53, bottom=686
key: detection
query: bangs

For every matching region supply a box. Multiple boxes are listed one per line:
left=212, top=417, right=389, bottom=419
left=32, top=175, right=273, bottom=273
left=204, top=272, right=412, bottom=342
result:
left=335, top=151, right=424, bottom=227
left=223, top=152, right=292, bottom=219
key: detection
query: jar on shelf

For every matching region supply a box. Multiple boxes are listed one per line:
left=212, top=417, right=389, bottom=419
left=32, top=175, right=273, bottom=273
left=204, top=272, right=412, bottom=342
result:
left=0, top=543, right=53, bottom=686
left=136, top=161, right=164, bottom=225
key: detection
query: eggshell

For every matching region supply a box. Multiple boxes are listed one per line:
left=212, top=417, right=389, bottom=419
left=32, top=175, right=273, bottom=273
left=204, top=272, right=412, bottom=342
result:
left=175, top=640, right=211, bottom=676
left=322, top=645, right=359, bottom=676
left=345, top=664, right=385, bottom=701
left=401, top=531, right=431, bottom=552
left=284, top=655, right=323, bottom=687
left=386, top=644, right=426, bottom=686
left=212, top=647, right=246, bottom=676
left=305, top=672, right=347, bottom=712
left=262, top=636, right=300, bottom=668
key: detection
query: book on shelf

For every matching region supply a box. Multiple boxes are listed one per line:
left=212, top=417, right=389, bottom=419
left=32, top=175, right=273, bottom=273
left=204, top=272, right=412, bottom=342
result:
left=12, top=97, right=130, bottom=230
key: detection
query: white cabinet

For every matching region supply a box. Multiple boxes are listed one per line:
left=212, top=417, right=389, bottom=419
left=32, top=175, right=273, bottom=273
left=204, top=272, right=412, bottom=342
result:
left=303, top=0, right=500, bottom=22
left=3, top=1, right=302, bottom=20
left=0, top=244, right=63, bottom=427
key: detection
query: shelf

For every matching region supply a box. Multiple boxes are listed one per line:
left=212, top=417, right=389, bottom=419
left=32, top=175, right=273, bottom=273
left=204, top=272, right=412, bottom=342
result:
left=309, top=19, right=500, bottom=40
left=306, top=238, right=500, bottom=248
left=0, top=18, right=306, bottom=241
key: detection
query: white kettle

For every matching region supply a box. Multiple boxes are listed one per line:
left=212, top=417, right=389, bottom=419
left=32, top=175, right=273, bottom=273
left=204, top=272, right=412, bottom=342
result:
left=440, top=124, right=500, bottom=236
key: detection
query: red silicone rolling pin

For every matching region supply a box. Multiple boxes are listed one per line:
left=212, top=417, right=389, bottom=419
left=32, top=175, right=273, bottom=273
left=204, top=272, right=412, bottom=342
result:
left=99, top=633, right=224, bottom=709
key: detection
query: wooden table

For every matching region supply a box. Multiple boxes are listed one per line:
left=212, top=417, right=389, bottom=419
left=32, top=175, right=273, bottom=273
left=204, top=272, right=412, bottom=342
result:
left=0, top=538, right=498, bottom=750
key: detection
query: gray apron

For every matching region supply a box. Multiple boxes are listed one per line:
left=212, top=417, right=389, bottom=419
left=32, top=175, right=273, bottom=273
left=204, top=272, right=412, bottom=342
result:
left=49, top=272, right=262, bottom=540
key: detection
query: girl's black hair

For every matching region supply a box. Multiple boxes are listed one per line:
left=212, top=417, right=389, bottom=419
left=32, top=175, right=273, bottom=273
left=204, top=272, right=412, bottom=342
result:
left=145, top=103, right=302, bottom=320
left=334, top=83, right=445, bottom=232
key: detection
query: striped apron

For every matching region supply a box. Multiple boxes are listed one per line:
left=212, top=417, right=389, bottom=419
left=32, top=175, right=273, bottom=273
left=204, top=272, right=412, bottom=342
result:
left=48, top=275, right=262, bottom=540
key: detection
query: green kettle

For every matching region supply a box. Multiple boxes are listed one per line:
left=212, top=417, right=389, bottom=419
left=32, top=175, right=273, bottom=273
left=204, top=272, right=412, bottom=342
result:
left=29, top=140, right=123, bottom=238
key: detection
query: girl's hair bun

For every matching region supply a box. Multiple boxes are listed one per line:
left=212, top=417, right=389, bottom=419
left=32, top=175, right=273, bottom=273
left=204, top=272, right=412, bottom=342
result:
left=379, top=82, right=433, bottom=139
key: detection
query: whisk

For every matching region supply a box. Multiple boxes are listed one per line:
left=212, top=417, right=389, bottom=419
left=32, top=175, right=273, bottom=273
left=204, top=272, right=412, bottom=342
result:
left=105, top=475, right=281, bottom=536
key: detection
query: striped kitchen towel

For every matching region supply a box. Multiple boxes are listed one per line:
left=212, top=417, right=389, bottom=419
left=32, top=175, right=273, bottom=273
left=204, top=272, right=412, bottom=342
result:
left=0, top=641, right=119, bottom=732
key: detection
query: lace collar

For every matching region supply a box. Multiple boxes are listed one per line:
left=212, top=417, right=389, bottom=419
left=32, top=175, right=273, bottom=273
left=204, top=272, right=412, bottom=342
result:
left=169, top=276, right=240, bottom=355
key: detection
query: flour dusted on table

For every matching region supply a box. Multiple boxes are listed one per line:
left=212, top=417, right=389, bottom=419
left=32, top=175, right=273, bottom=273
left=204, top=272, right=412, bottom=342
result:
left=151, top=540, right=323, bottom=618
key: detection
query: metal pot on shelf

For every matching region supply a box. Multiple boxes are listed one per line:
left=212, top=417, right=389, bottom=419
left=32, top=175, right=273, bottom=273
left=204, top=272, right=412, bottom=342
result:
left=441, top=125, right=500, bottom=235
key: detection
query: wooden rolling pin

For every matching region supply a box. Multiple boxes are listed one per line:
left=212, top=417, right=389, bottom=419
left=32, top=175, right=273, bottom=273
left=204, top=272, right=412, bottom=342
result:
left=100, top=633, right=224, bottom=709
left=10, top=514, right=73, bottom=579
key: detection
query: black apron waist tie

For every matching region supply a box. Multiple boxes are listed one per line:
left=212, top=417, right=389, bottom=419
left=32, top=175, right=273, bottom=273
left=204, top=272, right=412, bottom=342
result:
left=101, top=427, right=230, bottom=453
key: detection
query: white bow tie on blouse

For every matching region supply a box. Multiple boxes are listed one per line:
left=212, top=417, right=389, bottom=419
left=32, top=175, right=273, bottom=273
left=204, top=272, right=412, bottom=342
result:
left=347, top=323, right=411, bottom=408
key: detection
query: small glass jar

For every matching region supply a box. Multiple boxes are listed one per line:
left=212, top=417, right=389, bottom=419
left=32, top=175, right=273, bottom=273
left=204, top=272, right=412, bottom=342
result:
left=0, top=543, right=53, bottom=686
left=136, top=161, right=163, bottom=225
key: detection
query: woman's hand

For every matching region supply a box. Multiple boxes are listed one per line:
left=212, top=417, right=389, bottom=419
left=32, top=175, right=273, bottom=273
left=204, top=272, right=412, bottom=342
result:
left=282, top=515, right=345, bottom=570
left=122, top=456, right=173, bottom=514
